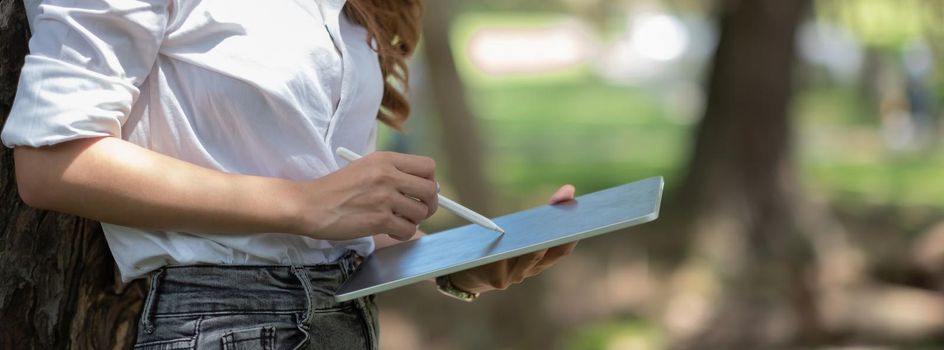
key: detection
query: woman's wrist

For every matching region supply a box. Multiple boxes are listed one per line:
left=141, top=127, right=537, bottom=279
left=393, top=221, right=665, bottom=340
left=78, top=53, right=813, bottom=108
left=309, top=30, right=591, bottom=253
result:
left=279, top=178, right=335, bottom=239
left=264, top=178, right=309, bottom=237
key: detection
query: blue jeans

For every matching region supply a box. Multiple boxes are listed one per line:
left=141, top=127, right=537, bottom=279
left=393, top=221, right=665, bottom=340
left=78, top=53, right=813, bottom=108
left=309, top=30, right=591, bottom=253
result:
left=132, top=251, right=379, bottom=350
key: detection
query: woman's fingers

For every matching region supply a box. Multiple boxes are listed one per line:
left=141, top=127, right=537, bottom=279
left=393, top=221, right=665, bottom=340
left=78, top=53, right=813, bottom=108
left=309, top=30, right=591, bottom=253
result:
left=487, top=259, right=514, bottom=290
left=393, top=173, right=439, bottom=218
left=384, top=152, right=436, bottom=180
left=509, top=250, right=547, bottom=284
left=387, top=192, right=429, bottom=225
left=485, top=245, right=572, bottom=291
left=549, top=184, right=576, bottom=204
left=362, top=151, right=439, bottom=220
left=383, top=214, right=420, bottom=241
left=366, top=152, right=439, bottom=218
left=531, top=242, right=578, bottom=274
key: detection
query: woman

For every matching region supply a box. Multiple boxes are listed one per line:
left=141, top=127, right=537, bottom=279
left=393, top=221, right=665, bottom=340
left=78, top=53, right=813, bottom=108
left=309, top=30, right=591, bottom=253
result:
left=2, top=0, right=577, bottom=348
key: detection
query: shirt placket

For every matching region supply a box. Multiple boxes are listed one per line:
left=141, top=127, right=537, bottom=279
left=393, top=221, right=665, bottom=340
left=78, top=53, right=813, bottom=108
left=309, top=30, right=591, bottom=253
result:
left=320, top=0, right=356, bottom=144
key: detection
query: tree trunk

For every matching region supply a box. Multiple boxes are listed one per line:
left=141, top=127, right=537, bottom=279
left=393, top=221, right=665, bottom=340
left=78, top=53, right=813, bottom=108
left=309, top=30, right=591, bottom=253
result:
left=670, top=0, right=816, bottom=348
left=0, top=1, right=144, bottom=348
left=421, top=0, right=492, bottom=214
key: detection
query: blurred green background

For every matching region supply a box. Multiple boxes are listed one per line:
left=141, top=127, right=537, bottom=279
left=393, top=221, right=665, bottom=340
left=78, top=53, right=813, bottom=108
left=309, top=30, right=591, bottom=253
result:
left=375, top=0, right=944, bottom=349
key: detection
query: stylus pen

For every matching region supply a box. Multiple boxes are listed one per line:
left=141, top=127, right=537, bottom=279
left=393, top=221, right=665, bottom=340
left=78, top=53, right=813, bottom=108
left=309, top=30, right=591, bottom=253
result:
left=335, top=147, right=506, bottom=234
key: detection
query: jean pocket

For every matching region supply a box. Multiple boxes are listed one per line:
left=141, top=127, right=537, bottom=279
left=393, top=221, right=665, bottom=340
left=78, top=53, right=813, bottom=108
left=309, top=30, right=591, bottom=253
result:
left=221, top=326, right=276, bottom=350
left=307, top=304, right=373, bottom=349
left=198, top=312, right=306, bottom=349
left=134, top=316, right=200, bottom=350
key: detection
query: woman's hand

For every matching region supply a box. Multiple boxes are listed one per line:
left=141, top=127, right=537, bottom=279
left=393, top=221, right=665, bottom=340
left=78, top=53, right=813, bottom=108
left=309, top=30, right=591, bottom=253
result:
left=447, top=184, right=578, bottom=294
left=295, top=152, right=439, bottom=242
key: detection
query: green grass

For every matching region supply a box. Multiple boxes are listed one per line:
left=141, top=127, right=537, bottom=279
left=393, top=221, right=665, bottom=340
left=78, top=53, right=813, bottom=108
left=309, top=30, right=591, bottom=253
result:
left=804, top=153, right=944, bottom=208
left=467, top=79, right=686, bottom=209
left=444, top=12, right=691, bottom=208
left=564, top=318, right=665, bottom=350
left=464, top=78, right=944, bottom=211
left=794, top=85, right=877, bottom=127
left=472, top=81, right=670, bottom=125
left=795, top=85, right=944, bottom=208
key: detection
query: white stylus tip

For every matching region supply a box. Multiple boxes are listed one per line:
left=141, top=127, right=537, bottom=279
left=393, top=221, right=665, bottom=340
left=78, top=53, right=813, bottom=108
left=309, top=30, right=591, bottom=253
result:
left=492, top=224, right=505, bottom=234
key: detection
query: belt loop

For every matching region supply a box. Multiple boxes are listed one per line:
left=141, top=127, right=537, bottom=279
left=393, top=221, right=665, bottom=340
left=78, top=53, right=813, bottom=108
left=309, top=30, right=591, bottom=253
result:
left=291, top=266, right=315, bottom=327
left=141, top=268, right=165, bottom=334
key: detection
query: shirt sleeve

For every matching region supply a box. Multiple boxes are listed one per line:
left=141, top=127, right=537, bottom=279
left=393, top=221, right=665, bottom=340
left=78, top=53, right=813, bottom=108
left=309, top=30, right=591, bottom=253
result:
left=1, top=0, right=171, bottom=148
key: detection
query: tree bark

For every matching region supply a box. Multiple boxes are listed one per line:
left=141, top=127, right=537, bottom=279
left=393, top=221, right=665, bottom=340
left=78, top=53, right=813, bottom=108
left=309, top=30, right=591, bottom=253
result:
left=421, top=0, right=492, bottom=214
left=671, top=0, right=817, bottom=348
left=0, top=1, right=144, bottom=348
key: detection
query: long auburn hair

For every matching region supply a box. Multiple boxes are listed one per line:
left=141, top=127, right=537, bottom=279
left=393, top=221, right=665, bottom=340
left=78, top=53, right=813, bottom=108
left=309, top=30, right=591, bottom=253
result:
left=344, top=0, right=423, bottom=131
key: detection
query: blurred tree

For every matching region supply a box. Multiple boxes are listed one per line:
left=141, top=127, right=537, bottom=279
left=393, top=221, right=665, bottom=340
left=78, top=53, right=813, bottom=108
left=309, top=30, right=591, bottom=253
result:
left=0, top=1, right=144, bottom=348
left=422, top=0, right=493, bottom=214
left=671, top=0, right=817, bottom=348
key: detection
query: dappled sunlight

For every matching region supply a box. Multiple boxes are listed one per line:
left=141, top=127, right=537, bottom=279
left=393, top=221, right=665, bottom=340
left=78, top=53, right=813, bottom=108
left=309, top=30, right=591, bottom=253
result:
left=467, top=20, right=598, bottom=75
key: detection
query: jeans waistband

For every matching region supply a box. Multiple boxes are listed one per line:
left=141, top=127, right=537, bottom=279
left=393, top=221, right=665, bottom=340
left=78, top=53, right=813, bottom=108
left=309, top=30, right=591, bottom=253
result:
left=144, top=251, right=364, bottom=317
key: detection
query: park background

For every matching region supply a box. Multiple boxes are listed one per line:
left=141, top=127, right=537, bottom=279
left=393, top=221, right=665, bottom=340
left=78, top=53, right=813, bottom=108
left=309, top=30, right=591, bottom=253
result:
left=374, top=0, right=944, bottom=349
left=0, top=0, right=942, bottom=349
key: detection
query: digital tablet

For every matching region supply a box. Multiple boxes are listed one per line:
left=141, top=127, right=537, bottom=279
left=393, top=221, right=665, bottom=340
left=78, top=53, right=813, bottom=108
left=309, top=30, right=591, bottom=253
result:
left=335, top=176, right=664, bottom=302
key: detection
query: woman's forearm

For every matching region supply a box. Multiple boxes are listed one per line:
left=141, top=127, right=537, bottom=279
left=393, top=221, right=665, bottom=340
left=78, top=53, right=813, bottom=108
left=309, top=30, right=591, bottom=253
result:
left=14, top=136, right=306, bottom=235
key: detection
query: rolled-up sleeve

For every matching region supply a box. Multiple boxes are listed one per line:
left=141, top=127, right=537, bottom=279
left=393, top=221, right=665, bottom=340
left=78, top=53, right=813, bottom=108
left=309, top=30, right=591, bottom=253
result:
left=1, top=0, right=170, bottom=148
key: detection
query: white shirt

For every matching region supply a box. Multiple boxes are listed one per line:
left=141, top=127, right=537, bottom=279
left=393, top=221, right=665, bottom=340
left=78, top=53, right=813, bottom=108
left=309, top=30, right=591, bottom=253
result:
left=1, top=0, right=383, bottom=281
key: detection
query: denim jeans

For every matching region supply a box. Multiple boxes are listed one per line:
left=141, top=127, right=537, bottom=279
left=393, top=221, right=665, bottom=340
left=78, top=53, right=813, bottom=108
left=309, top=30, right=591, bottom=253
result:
left=132, top=251, right=379, bottom=350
